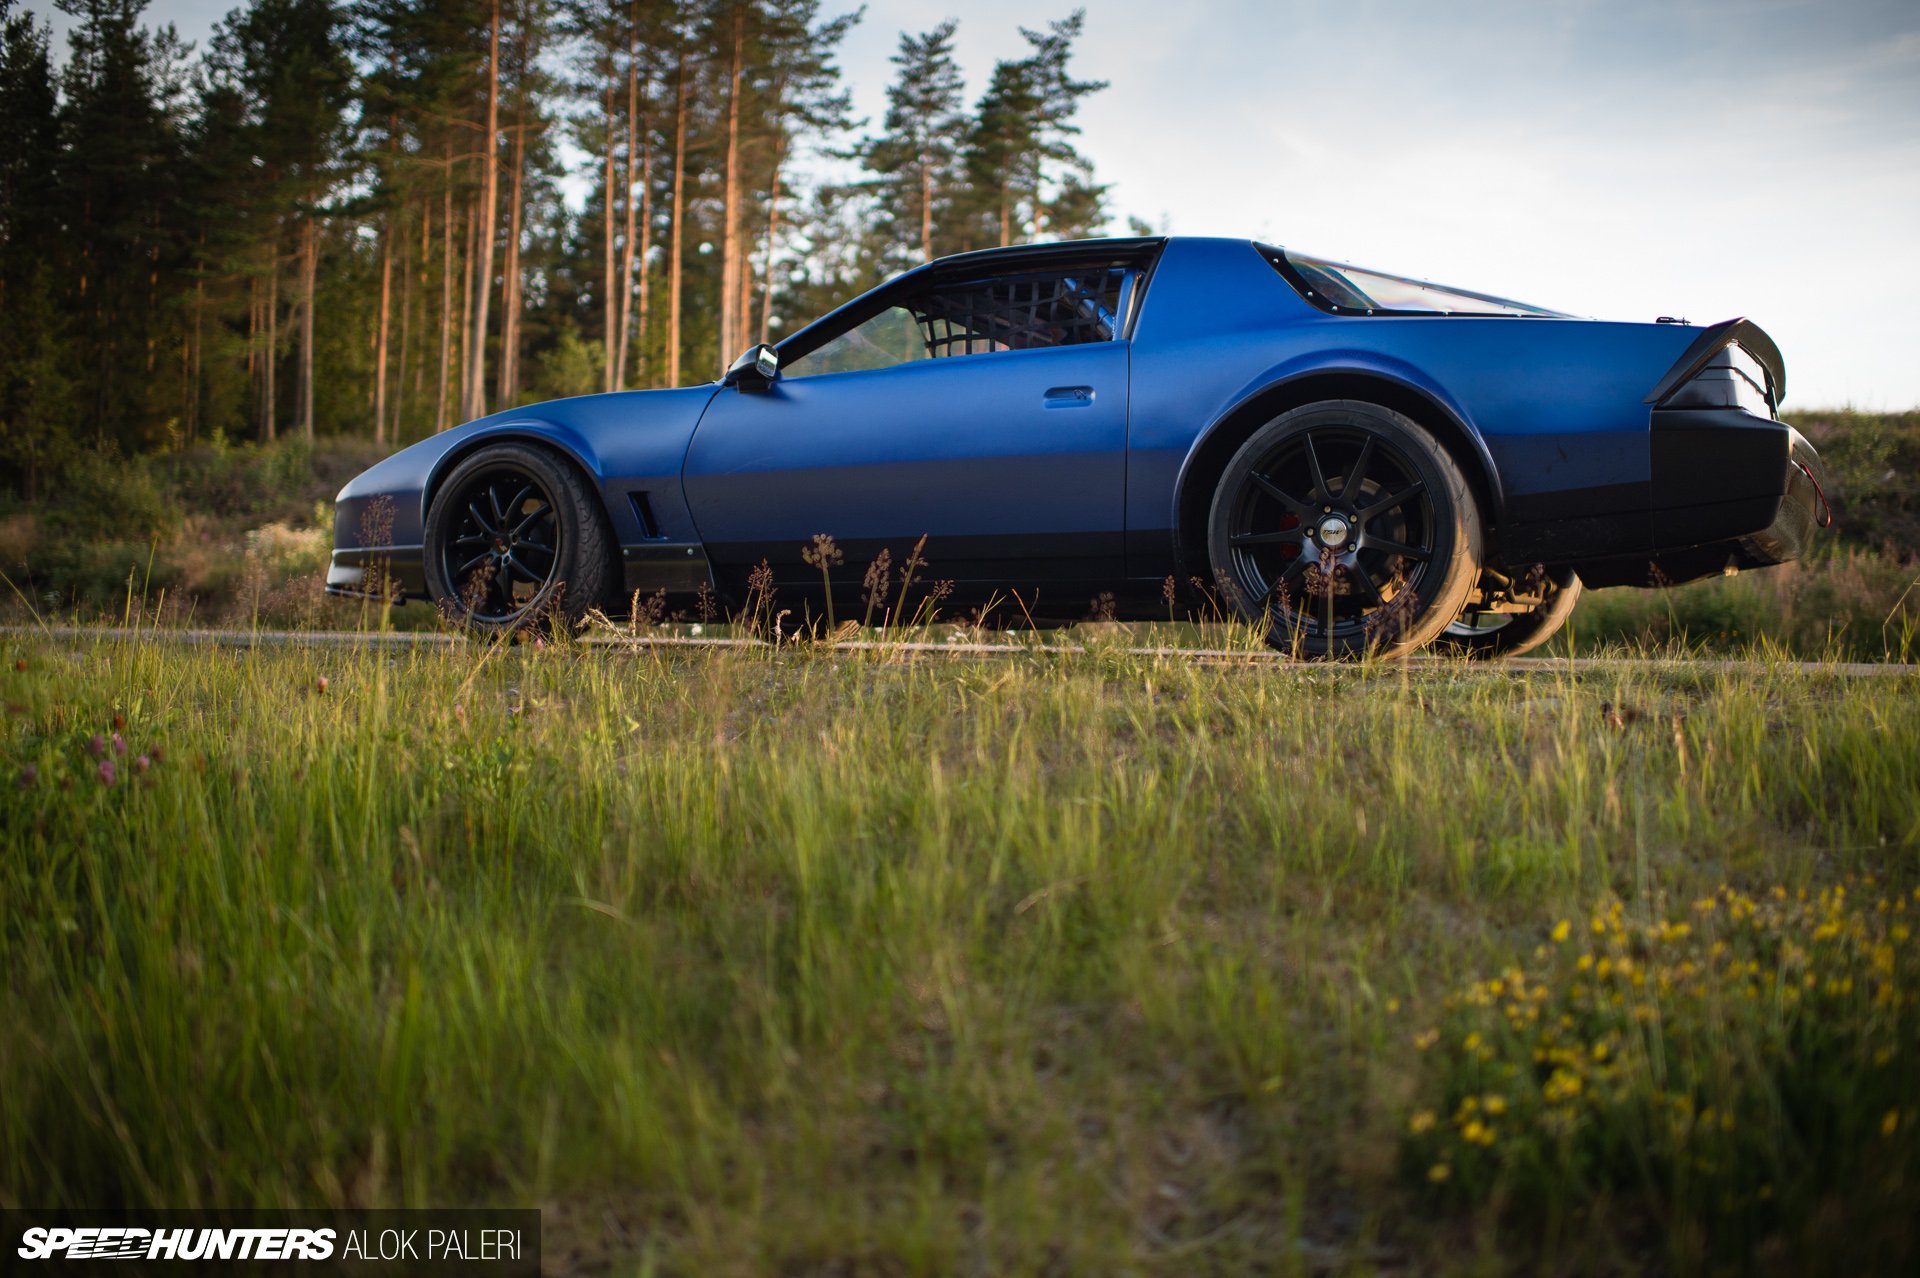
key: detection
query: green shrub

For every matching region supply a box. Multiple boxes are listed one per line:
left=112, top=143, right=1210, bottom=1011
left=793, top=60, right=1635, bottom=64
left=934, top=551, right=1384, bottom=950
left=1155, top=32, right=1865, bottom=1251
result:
left=37, top=447, right=180, bottom=542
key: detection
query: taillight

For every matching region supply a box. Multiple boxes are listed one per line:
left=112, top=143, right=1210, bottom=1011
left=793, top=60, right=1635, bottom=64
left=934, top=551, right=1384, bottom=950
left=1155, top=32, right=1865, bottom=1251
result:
left=1660, top=343, right=1775, bottom=418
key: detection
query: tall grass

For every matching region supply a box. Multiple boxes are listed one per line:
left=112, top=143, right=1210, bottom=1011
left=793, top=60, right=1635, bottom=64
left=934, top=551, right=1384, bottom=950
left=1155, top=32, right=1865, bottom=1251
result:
left=3, top=633, right=1916, bottom=1273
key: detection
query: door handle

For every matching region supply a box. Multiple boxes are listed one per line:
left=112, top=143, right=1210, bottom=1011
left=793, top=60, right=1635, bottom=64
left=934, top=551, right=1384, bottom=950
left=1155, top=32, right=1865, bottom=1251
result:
left=1043, top=386, right=1095, bottom=408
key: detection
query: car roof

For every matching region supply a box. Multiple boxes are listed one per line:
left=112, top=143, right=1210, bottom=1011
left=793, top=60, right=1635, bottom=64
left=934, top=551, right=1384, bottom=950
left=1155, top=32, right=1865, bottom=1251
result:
left=916, top=235, right=1168, bottom=279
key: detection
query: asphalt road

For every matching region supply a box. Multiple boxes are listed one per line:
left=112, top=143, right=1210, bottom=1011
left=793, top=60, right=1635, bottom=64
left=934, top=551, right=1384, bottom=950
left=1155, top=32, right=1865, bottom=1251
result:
left=4, top=625, right=1914, bottom=678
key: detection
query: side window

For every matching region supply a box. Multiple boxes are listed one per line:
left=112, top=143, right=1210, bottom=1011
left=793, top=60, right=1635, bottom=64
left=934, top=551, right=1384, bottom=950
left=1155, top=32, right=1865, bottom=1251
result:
left=786, top=306, right=928, bottom=377
left=916, top=267, right=1130, bottom=357
left=784, top=264, right=1136, bottom=380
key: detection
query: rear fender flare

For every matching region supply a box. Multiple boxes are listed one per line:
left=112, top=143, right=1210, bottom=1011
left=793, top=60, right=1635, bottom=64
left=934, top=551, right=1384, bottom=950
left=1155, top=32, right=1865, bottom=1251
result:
left=1171, top=354, right=1504, bottom=577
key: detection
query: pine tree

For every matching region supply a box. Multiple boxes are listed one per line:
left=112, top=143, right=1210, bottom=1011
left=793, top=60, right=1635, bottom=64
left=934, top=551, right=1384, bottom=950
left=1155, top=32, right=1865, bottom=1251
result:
left=0, top=1, right=72, bottom=495
left=960, top=9, right=1107, bottom=249
left=861, top=20, right=964, bottom=267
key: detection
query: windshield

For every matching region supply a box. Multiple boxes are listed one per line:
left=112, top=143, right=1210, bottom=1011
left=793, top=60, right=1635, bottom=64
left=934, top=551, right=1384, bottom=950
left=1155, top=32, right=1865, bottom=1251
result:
left=1272, top=248, right=1566, bottom=317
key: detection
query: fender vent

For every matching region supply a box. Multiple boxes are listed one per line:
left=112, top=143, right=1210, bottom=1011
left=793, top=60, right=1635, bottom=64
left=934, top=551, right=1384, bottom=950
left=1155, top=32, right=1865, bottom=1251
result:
left=628, top=491, right=661, bottom=539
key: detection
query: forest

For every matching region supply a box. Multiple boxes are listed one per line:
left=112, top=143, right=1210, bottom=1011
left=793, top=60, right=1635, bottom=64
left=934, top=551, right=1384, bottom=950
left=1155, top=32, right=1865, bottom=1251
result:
left=0, top=0, right=1122, bottom=498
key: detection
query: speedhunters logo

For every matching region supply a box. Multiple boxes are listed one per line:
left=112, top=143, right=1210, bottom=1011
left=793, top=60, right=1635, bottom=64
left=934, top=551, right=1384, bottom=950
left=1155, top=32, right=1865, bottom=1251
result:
left=1, top=1212, right=537, bottom=1274
left=17, top=1228, right=338, bottom=1261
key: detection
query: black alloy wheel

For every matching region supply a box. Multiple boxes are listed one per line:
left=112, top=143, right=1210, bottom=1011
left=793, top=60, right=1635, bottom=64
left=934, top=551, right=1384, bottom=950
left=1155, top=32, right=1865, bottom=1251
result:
left=1207, top=400, right=1482, bottom=658
left=423, top=441, right=614, bottom=630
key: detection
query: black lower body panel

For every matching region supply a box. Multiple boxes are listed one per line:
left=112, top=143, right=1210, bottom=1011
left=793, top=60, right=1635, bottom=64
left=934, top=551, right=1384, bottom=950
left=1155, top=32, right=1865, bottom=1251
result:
left=325, top=545, right=426, bottom=601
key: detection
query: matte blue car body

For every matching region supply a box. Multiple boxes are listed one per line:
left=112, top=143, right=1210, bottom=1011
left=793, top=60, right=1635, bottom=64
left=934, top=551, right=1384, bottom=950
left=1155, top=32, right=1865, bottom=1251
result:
left=329, top=234, right=1815, bottom=617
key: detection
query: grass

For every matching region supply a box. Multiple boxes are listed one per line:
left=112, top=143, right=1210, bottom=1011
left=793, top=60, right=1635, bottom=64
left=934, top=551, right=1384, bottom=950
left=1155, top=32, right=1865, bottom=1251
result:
left=3, top=628, right=1917, bottom=1274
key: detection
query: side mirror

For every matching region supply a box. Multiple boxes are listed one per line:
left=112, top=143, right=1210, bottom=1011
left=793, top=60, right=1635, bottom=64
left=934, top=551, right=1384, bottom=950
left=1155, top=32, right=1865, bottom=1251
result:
left=724, top=342, right=780, bottom=393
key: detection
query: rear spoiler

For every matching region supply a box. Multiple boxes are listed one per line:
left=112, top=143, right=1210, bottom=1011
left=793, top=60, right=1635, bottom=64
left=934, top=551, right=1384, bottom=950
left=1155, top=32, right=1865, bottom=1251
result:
left=1643, top=317, right=1787, bottom=408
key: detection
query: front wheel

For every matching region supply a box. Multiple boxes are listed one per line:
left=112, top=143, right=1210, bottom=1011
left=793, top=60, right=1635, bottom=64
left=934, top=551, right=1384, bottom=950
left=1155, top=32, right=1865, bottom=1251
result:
left=423, top=441, right=615, bottom=632
left=1437, top=568, right=1582, bottom=659
left=1206, top=400, right=1483, bottom=658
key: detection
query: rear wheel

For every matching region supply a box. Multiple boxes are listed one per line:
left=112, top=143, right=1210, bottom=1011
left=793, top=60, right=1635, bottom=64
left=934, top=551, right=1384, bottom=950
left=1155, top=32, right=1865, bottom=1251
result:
left=1438, top=568, right=1582, bottom=659
left=1206, top=400, right=1482, bottom=658
left=423, top=442, right=615, bottom=632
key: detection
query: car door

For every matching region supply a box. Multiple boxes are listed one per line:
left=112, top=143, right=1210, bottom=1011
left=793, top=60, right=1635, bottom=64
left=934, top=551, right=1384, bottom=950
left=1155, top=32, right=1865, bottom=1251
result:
left=682, top=264, right=1133, bottom=592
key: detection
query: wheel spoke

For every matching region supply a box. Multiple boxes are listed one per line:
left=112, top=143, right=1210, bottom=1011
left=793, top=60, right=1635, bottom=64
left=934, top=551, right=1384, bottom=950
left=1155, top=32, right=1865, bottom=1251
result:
left=1363, top=536, right=1430, bottom=562
left=1358, top=480, right=1426, bottom=520
left=513, top=541, right=556, bottom=568
left=1277, top=554, right=1312, bottom=591
left=512, top=503, right=553, bottom=537
left=1304, top=435, right=1331, bottom=504
left=1341, top=437, right=1375, bottom=502
left=1346, top=564, right=1384, bottom=608
left=492, top=568, right=520, bottom=613
left=504, top=551, right=546, bottom=586
left=455, top=551, right=492, bottom=578
left=1249, top=472, right=1314, bottom=518
left=467, top=502, right=498, bottom=536
left=1230, top=529, right=1303, bottom=548
left=488, top=483, right=511, bottom=527
left=503, top=485, right=534, bottom=520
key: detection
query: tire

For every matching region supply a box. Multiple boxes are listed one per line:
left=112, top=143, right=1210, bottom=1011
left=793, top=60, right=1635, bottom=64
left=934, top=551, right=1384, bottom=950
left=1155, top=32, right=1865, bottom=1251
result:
left=1437, top=568, right=1582, bottom=659
left=1206, top=400, right=1482, bottom=658
left=423, top=441, right=615, bottom=632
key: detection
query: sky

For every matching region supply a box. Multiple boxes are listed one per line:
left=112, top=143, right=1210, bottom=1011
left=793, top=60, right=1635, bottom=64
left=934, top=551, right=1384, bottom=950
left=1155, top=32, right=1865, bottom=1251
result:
left=30, top=0, right=1920, bottom=409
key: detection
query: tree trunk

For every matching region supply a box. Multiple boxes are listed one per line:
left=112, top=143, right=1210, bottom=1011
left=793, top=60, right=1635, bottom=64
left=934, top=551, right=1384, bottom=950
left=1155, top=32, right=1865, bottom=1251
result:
left=264, top=239, right=278, bottom=443
left=397, top=200, right=414, bottom=433
left=458, top=193, right=476, bottom=419
left=666, top=45, right=688, bottom=388
left=247, top=275, right=258, bottom=431
left=920, top=156, right=932, bottom=262
left=375, top=209, right=393, bottom=447
left=496, top=67, right=527, bottom=407
left=601, top=62, right=618, bottom=393
left=761, top=130, right=784, bottom=341
left=466, top=0, right=501, bottom=422
left=635, top=97, right=654, bottom=388
left=189, top=236, right=204, bottom=441
left=414, top=197, right=429, bottom=399
left=614, top=7, right=645, bottom=385
left=614, top=4, right=640, bottom=390
left=718, top=4, right=744, bottom=369
left=299, top=214, right=316, bottom=442
left=435, top=153, right=454, bottom=432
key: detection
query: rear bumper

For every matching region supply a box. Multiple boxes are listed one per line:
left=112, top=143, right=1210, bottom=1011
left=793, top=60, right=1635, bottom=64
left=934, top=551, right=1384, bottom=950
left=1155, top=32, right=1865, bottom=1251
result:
left=1570, top=408, right=1827, bottom=588
left=1649, top=408, right=1823, bottom=557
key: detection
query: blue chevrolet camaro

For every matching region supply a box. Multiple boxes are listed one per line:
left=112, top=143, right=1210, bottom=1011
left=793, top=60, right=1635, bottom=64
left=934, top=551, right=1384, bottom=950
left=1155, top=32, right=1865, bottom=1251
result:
left=328, top=236, right=1827, bottom=657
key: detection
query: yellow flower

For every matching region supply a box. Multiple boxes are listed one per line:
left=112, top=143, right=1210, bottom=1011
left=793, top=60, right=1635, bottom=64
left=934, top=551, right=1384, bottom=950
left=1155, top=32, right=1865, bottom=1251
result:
left=1483, top=1095, right=1507, bottom=1115
left=1884, top=1110, right=1901, bottom=1138
left=1386, top=997, right=1401, bottom=1014
left=1552, top=919, right=1571, bottom=943
left=1428, top=1163, right=1452, bottom=1183
left=1414, top=1029, right=1439, bottom=1051
left=1408, top=1110, right=1437, bottom=1135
